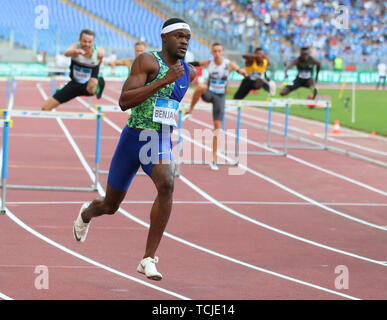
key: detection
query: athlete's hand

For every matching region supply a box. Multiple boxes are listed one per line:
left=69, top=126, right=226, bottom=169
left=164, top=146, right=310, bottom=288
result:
left=239, top=69, right=248, bottom=77
left=75, top=48, right=86, bottom=56
left=163, top=63, right=185, bottom=84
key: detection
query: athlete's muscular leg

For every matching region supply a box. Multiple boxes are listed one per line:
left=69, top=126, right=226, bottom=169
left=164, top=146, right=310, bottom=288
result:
left=42, top=96, right=61, bottom=111
left=308, top=78, right=318, bottom=98
left=86, top=77, right=98, bottom=95
left=280, top=86, right=291, bottom=96
left=81, top=185, right=127, bottom=223
left=212, top=120, right=222, bottom=163
left=187, top=83, right=207, bottom=113
left=255, top=78, right=270, bottom=92
left=143, top=161, right=175, bottom=259
left=233, top=78, right=253, bottom=100
left=254, top=78, right=264, bottom=90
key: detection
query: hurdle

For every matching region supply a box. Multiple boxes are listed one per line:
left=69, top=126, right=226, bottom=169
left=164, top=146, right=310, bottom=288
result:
left=265, top=98, right=331, bottom=151
left=226, top=98, right=331, bottom=155
left=0, top=108, right=103, bottom=193
left=0, top=77, right=15, bottom=107
left=177, top=103, right=242, bottom=167
left=226, top=99, right=290, bottom=156
left=0, top=116, right=13, bottom=214
left=0, top=77, right=16, bottom=110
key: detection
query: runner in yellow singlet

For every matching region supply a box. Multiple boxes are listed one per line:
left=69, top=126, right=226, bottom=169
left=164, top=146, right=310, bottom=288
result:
left=233, top=47, right=276, bottom=99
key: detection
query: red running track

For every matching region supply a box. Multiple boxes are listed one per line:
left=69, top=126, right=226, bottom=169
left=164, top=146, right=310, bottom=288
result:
left=0, top=79, right=386, bottom=300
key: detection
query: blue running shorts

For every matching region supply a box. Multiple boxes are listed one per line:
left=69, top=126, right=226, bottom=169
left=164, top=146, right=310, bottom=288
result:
left=107, top=125, right=173, bottom=191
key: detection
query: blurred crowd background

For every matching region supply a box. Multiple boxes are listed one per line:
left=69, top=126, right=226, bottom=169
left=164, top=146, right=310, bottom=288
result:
left=0, top=0, right=385, bottom=75
left=156, top=0, right=386, bottom=70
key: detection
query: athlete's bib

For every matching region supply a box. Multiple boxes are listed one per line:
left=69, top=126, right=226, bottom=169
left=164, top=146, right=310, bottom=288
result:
left=152, top=97, right=179, bottom=127
left=298, top=70, right=311, bottom=79
left=248, top=72, right=263, bottom=81
left=73, top=65, right=92, bottom=83
left=209, top=79, right=227, bottom=94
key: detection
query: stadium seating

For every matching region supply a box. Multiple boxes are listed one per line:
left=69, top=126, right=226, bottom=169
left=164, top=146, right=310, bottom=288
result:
left=0, top=0, right=135, bottom=57
left=71, top=0, right=210, bottom=59
left=1, top=0, right=385, bottom=70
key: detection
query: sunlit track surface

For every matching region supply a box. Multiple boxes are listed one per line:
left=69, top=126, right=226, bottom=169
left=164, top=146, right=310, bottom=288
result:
left=0, top=79, right=386, bottom=300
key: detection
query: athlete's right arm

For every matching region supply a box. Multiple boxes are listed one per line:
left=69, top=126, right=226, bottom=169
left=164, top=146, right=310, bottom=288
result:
left=188, top=60, right=210, bottom=68
left=64, top=43, right=85, bottom=57
left=284, top=58, right=298, bottom=79
left=109, top=58, right=132, bottom=67
left=119, top=53, right=184, bottom=111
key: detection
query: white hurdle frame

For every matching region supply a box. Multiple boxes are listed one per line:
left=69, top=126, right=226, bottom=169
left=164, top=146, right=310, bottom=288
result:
left=0, top=108, right=103, bottom=194
left=226, top=98, right=331, bottom=155
left=266, top=99, right=331, bottom=151
left=177, top=103, right=242, bottom=169
left=0, top=117, right=13, bottom=214
left=227, top=99, right=288, bottom=156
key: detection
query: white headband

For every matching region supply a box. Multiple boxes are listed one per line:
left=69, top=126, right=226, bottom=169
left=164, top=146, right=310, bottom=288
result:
left=161, top=22, right=191, bottom=34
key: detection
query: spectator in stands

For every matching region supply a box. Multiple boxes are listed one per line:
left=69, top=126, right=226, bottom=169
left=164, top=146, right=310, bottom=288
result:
left=36, top=51, right=47, bottom=64
left=334, top=56, right=343, bottom=72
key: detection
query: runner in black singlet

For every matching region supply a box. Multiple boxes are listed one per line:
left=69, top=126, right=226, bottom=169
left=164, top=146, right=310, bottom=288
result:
left=280, top=47, right=320, bottom=99
left=41, top=29, right=105, bottom=111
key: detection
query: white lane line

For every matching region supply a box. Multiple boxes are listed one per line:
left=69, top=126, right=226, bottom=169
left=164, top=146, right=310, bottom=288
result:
left=0, top=291, right=13, bottom=300
left=328, top=137, right=387, bottom=156
left=179, top=174, right=386, bottom=267
left=0, top=264, right=100, bottom=269
left=185, top=117, right=387, bottom=231
left=76, top=97, right=364, bottom=299
left=193, top=114, right=387, bottom=197
left=101, top=93, right=119, bottom=104
left=85, top=95, right=387, bottom=258
left=4, top=208, right=190, bottom=300
left=33, top=85, right=190, bottom=300
left=9, top=133, right=118, bottom=140
left=117, top=204, right=360, bottom=300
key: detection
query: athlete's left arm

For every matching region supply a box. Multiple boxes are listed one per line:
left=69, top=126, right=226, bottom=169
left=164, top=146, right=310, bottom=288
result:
left=229, top=61, right=247, bottom=77
left=188, top=64, right=197, bottom=83
left=312, top=57, right=321, bottom=83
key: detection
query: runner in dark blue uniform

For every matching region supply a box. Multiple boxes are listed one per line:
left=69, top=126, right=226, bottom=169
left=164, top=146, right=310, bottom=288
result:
left=73, top=19, right=196, bottom=281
